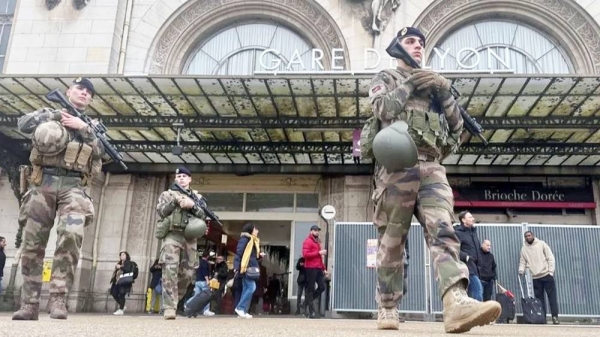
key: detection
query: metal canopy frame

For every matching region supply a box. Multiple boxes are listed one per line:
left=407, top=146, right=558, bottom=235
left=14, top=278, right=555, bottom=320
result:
left=0, top=74, right=599, bottom=173
left=6, top=139, right=600, bottom=157
left=2, top=115, right=600, bottom=129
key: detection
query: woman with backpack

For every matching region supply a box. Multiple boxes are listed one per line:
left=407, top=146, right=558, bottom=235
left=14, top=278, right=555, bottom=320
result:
left=110, top=251, right=135, bottom=316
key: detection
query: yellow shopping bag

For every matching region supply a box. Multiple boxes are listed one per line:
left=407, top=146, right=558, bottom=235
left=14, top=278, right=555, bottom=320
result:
left=209, top=278, right=220, bottom=290
left=145, top=288, right=161, bottom=313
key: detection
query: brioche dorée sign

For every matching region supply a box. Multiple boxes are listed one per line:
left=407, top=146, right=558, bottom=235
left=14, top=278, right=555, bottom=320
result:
left=453, top=185, right=595, bottom=209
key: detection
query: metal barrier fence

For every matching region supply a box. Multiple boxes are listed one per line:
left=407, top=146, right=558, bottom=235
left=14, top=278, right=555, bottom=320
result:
left=331, top=222, right=600, bottom=319
left=331, top=223, right=426, bottom=313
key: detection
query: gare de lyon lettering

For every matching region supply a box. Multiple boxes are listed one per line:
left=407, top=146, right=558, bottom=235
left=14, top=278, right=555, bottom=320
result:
left=254, top=47, right=516, bottom=74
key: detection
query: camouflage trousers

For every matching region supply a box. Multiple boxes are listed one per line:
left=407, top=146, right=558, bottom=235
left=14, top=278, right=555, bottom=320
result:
left=19, top=173, right=94, bottom=304
left=372, top=160, right=468, bottom=308
left=159, top=233, right=198, bottom=310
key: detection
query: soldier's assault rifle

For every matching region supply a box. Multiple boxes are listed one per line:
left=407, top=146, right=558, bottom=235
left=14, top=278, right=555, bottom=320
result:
left=172, top=183, right=224, bottom=229
left=45, top=89, right=128, bottom=170
left=386, top=40, right=489, bottom=146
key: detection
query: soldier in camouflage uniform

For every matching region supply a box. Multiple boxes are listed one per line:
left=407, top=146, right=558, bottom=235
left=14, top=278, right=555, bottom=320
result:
left=368, top=28, right=501, bottom=333
left=13, top=78, right=104, bottom=320
left=155, top=166, right=207, bottom=320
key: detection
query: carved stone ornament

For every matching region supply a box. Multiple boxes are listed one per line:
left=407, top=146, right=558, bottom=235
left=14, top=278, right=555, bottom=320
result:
left=127, top=176, right=155, bottom=255
left=45, top=0, right=61, bottom=10
left=374, top=0, right=400, bottom=33
left=415, top=0, right=600, bottom=74
left=148, top=0, right=347, bottom=74
left=347, top=0, right=400, bottom=35
left=73, top=0, right=90, bottom=10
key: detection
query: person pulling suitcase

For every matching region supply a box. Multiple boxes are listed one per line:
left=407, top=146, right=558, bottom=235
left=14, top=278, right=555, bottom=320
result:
left=518, top=275, right=546, bottom=324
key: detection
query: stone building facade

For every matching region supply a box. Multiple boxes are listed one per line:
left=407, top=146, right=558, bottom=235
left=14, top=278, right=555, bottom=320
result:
left=1, top=0, right=600, bottom=313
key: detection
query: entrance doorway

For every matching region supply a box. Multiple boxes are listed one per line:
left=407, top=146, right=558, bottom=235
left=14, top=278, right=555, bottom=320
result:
left=222, top=220, right=293, bottom=315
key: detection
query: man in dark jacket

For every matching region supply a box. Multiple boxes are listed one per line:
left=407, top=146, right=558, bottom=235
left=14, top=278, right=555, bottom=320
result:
left=302, top=225, right=327, bottom=318
left=214, top=255, right=228, bottom=314
left=185, top=251, right=214, bottom=316
left=295, top=257, right=306, bottom=315
left=478, top=240, right=497, bottom=302
left=149, top=259, right=162, bottom=313
left=0, top=236, right=6, bottom=296
left=455, top=211, right=483, bottom=301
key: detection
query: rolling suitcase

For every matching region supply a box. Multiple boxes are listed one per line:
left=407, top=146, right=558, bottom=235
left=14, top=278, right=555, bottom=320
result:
left=518, top=275, right=546, bottom=324
left=495, top=282, right=515, bottom=323
left=184, top=289, right=213, bottom=318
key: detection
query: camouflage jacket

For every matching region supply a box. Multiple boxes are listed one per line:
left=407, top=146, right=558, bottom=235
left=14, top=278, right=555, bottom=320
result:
left=156, top=188, right=206, bottom=220
left=368, top=67, right=464, bottom=158
left=17, top=107, right=105, bottom=160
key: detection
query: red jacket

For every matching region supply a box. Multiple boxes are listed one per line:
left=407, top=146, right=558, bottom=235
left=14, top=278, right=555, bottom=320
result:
left=302, top=235, right=325, bottom=269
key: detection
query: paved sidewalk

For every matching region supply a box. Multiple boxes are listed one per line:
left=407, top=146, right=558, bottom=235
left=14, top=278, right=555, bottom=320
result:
left=0, top=314, right=598, bottom=337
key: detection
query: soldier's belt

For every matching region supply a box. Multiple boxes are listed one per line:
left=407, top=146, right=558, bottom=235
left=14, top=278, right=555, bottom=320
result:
left=417, top=153, right=438, bottom=162
left=42, top=167, right=83, bottom=178
left=169, top=225, right=185, bottom=233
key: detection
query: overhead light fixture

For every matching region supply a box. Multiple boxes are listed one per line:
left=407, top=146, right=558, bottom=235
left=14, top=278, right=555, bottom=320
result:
left=172, top=122, right=184, bottom=155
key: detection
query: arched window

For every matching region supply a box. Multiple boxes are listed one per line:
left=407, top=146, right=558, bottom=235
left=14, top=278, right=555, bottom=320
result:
left=427, top=20, right=574, bottom=74
left=184, top=22, right=318, bottom=75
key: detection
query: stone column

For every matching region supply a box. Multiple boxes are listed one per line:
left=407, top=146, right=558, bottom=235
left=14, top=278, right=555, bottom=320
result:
left=122, top=175, right=166, bottom=312
left=345, top=176, right=372, bottom=223
left=67, top=173, right=106, bottom=312
left=89, top=174, right=135, bottom=312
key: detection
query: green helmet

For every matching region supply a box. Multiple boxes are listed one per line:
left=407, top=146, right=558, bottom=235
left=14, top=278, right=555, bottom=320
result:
left=184, top=217, right=207, bottom=239
left=372, top=120, right=418, bottom=172
left=32, top=121, right=70, bottom=155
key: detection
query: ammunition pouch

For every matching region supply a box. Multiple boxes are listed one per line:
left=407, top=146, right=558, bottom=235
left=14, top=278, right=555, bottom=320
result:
left=169, top=208, right=186, bottom=232
left=155, top=217, right=171, bottom=239
left=64, top=141, right=92, bottom=171
left=359, top=116, right=381, bottom=160
left=29, top=139, right=94, bottom=180
left=406, top=110, right=448, bottom=154
left=30, top=165, right=43, bottom=186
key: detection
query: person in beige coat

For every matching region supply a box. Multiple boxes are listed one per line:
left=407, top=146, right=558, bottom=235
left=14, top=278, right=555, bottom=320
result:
left=518, top=231, right=559, bottom=325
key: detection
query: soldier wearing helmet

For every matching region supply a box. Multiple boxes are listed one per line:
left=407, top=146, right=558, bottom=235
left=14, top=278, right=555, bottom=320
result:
left=155, top=166, right=208, bottom=320
left=13, top=78, right=105, bottom=321
left=365, top=28, right=502, bottom=332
